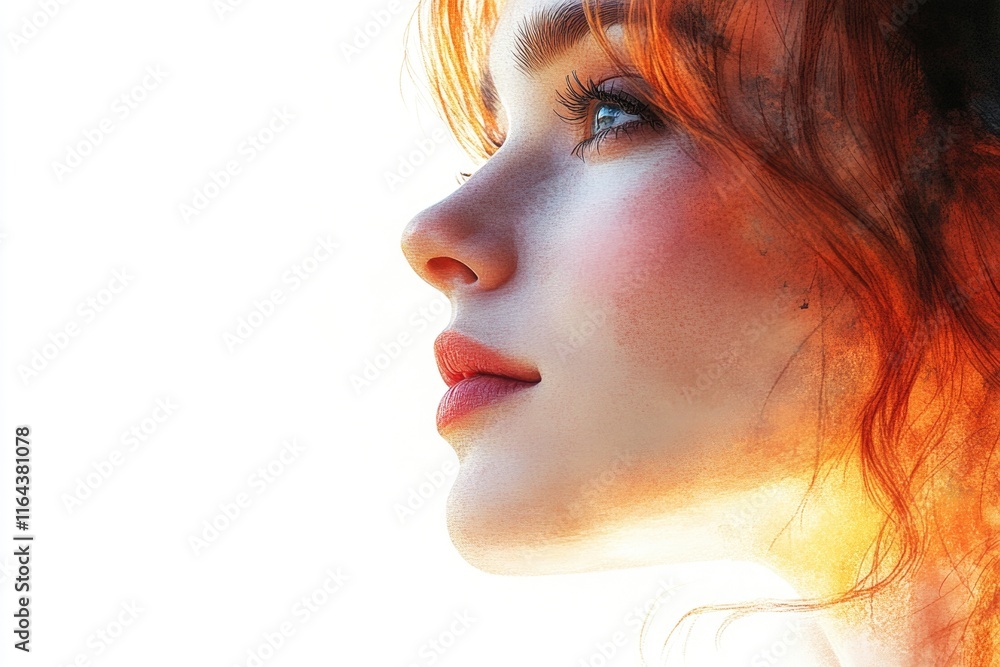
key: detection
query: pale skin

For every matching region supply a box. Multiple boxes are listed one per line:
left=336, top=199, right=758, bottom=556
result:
left=401, top=0, right=984, bottom=664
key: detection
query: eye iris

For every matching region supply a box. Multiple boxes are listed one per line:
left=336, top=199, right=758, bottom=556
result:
left=593, top=101, right=646, bottom=133
left=593, top=103, right=624, bottom=132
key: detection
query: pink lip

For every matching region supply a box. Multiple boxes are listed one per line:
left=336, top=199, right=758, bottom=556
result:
left=433, top=330, right=540, bottom=431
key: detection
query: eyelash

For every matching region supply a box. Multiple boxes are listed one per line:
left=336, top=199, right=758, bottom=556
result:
left=555, top=71, right=665, bottom=161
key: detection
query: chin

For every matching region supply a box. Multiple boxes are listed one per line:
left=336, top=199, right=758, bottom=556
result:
left=444, top=499, right=524, bottom=575
left=442, top=451, right=646, bottom=576
left=442, top=459, right=576, bottom=576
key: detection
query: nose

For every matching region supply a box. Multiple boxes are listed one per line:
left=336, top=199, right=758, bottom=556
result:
left=400, top=180, right=518, bottom=294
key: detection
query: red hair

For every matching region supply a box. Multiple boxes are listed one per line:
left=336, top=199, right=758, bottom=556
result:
left=409, top=0, right=1000, bottom=662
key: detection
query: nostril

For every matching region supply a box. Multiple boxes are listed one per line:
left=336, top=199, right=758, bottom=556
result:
left=426, top=256, right=478, bottom=285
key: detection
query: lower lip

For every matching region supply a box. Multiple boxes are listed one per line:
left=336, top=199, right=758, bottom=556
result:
left=436, top=375, right=538, bottom=431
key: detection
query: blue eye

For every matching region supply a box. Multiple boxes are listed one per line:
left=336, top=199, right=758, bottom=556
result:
left=593, top=103, right=643, bottom=133
left=555, top=71, right=668, bottom=161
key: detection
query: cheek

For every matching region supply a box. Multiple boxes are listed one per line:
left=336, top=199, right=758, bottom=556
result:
left=572, top=162, right=815, bottom=401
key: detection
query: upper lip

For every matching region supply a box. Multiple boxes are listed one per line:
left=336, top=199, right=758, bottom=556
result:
left=433, top=330, right=541, bottom=388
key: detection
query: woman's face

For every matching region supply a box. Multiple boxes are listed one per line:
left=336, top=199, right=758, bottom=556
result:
left=402, top=0, right=864, bottom=575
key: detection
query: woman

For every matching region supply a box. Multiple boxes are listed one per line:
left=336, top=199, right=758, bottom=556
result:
left=400, top=0, right=1000, bottom=663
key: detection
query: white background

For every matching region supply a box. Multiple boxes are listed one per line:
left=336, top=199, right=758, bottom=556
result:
left=1, top=1, right=814, bottom=665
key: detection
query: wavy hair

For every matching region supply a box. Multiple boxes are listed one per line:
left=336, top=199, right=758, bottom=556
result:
left=407, top=0, right=1000, bottom=662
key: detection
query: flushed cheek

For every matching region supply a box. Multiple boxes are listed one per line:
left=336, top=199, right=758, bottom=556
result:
left=572, top=163, right=810, bottom=402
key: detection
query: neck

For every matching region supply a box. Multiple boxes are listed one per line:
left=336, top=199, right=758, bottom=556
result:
left=758, top=456, right=999, bottom=666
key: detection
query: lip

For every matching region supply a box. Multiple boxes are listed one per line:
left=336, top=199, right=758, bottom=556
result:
left=433, top=330, right=540, bottom=431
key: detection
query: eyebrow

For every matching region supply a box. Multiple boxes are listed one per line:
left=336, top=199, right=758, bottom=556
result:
left=511, top=0, right=627, bottom=75
left=480, top=1, right=627, bottom=117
